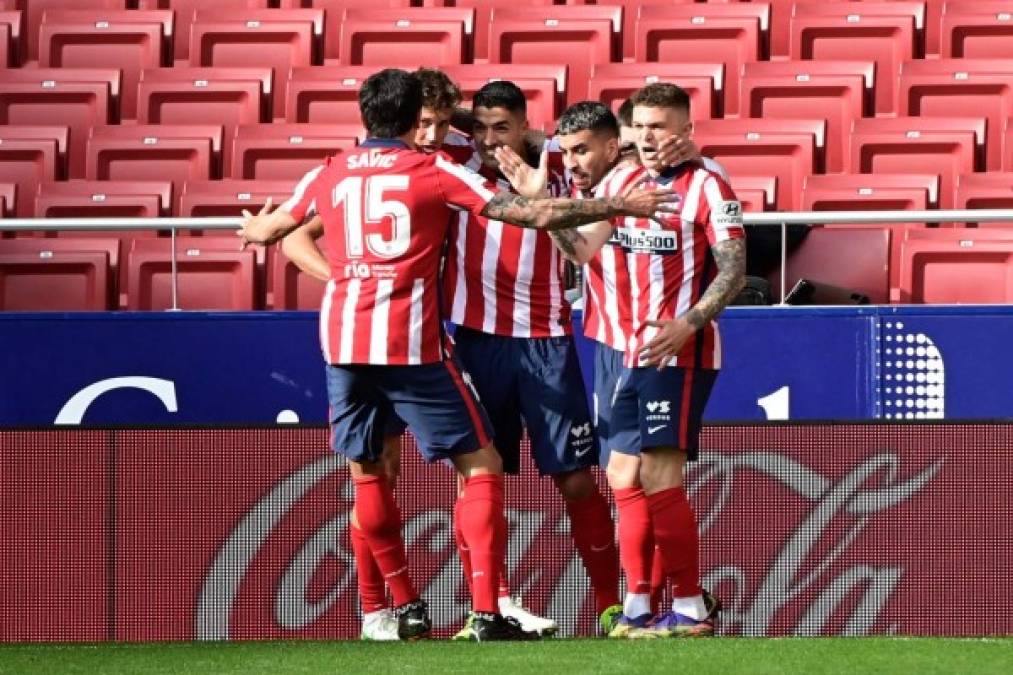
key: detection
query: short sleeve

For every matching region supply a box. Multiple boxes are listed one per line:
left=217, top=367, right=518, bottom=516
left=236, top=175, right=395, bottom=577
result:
left=700, top=174, right=745, bottom=245
left=279, top=165, right=325, bottom=222
left=434, top=152, right=498, bottom=215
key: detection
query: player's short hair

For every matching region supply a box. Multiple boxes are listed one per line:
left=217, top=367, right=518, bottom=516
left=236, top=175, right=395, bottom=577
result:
left=616, top=98, right=634, bottom=127
left=473, top=80, right=527, bottom=116
left=359, top=68, right=423, bottom=138
left=415, top=67, right=462, bottom=111
left=555, top=101, right=620, bottom=138
left=629, top=83, right=691, bottom=114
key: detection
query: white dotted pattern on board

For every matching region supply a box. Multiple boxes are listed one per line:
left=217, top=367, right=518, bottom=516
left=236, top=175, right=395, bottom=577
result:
left=877, top=322, right=945, bottom=420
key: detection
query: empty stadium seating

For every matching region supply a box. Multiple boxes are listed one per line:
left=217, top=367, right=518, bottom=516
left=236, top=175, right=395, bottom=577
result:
left=271, top=245, right=328, bottom=311
left=231, top=124, right=359, bottom=180
left=770, top=226, right=891, bottom=305
left=942, top=1, right=1013, bottom=59
left=86, top=125, right=222, bottom=197
left=589, top=63, right=719, bottom=121
left=189, top=9, right=322, bottom=118
left=20, top=0, right=124, bottom=63
left=955, top=173, right=1013, bottom=227
left=489, top=6, right=619, bottom=104
left=135, top=0, right=273, bottom=63
left=850, top=117, right=985, bottom=208
left=0, top=126, right=66, bottom=217
left=899, top=228, right=1013, bottom=304
left=38, top=10, right=172, bottom=120
left=286, top=66, right=375, bottom=126
left=0, top=68, right=118, bottom=177
left=741, top=60, right=873, bottom=173
left=899, top=59, right=1013, bottom=170
left=0, top=7, right=24, bottom=67
left=179, top=180, right=294, bottom=218
left=635, top=4, right=766, bottom=116
left=0, top=237, right=116, bottom=310
left=437, top=0, right=552, bottom=64
left=0, top=181, right=15, bottom=217
left=790, top=2, right=922, bottom=115
left=36, top=180, right=171, bottom=219
left=126, top=237, right=257, bottom=311
left=339, top=8, right=473, bottom=69
left=729, top=175, right=778, bottom=213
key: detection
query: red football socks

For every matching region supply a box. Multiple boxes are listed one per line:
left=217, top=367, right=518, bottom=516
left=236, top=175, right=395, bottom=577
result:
left=456, top=474, right=507, bottom=614
left=565, top=489, right=621, bottom=614
left=647, top=486, right=703, bottom=598
left=613, top=487, right=654, bottom=596
left=353, top=475, right=418, bottom=607
left=452, top=498, right=474, bottom=596
left=349, top=519, right=387, bottom=614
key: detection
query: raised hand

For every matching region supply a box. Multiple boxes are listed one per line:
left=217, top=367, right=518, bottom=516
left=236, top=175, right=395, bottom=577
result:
left=236, top=197, right=276, bottom=250
left=656, top=134, right=701, bottom=168
left=617, top=177, right=682, bottom=225
left=494, top=146, right=549, bottom=199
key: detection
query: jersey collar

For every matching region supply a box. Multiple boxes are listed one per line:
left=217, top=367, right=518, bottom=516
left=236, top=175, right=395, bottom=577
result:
left=360, top=138, right=411, bottom=149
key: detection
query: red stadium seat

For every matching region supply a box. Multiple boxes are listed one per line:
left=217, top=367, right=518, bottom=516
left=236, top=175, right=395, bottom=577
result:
left=955, top=173, right=1013, bottom=227
left=0, top=68, right=118, bottom=178
left=589, top=63, right=721, bottom=121
left=283, top=0, right=413, bottom=63
left=0, top=249, right=111, bottom=311
left=0, top=126, right=66, bottom=217
left=431, top=0, right=553, bottom=64
left=20, top=0, right=123, bottom=62
left=757, top=0, right=826, bottom=58
left=693, top=119, right=822, bottom=211
left=899, top=59, right=1013, bottom=171
left=339, top=8, right=473, bottom=68
left=0, top=181, right=15, bottom=217
left=850, top=117, right=984, bottom=208
left=729, top=175, right=778, bottom=213
left=135, top=1, right=273, bottom=63
left=942, top=1, right=1013, bottom=59
left=179, top=180, right=296, bottom=217
left=899, top=227, right=1013, bottom=303
left=769, top=226, right=891, bottom=305
left=635, top=5, right=765, bottom=117
left=86, top=125, right=222, bottom=197
left=741, top=60, right=873, bottom=173
left=803, top=172, right=943, bottom=209
left=489, top=6, right=620, bottom=104
left=137, top=67, right=272, bottom=176
left=271, top=246, right=328, bottom=311
left=0, top=9, right=22, bottom=67
left=231, top=124, right=359, bottom=180
left=286, top=66, right=378, bottom=125
left=190, top=9, right=322, bottom=119
left=39, top=10, right=171, bottom=121
left=36, top=180, right=171, bottom=219
left=126, top=237, right=257, bottom=311
left=790, top=2, right=922, bottom=115
left=441, top=64, right=566, bottom=133
left=1006, top=117, right=1013, bottom=171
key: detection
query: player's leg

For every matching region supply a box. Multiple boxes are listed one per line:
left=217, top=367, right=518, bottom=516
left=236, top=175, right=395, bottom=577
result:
left=388, top=355, right=538, bottom=641
left=353, top=431, right=405, bottom=641
left=636, top=367, right=721, bottom=637
left=595, top=344, right=656, bottom=638
left=449, top=328, right=528, bottom=634
left=519, top=335, right=620, bottom=634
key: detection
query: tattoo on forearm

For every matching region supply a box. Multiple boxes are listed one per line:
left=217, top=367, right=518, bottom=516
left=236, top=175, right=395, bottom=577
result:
left=549, top=228, right=587, bottom=259
left=683, top=239, right=746, bottom=330
left=483, top=191, right=621, bottom=231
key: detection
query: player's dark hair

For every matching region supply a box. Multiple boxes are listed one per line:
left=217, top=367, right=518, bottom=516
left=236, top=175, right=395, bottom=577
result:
left=359, top=68, right=423, bottom=138
left=617, top=98, right=634, bottom=127
left=415, top=67, right=462, bottom=111
left=555, top=101, right=620, bottom=138
left=473, top=80, right=527, bottom=116
left=628, top=83, right=691, bottom=114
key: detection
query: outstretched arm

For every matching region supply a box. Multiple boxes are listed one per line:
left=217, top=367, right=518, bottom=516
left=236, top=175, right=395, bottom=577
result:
left=480, top=185, right=679, bottom=232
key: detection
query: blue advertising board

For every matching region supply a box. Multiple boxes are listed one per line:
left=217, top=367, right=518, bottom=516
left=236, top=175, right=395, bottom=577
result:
left=0, top=306, right=1009, bottom=426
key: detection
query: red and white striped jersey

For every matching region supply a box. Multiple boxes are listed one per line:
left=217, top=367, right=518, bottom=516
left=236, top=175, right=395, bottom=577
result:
left=441, top=147, right=572, bottom=338
left=581, top=159, right=744, bottom=369
left=280, top=139, right=498, bottom=365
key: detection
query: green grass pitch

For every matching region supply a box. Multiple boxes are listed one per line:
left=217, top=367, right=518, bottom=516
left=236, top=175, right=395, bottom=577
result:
left=2, top=638, right=1012, bottom=675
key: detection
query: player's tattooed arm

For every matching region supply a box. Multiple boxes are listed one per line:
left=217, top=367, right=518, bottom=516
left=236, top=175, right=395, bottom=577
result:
left=549, top=222, right=615, bottom=265
left=481, top=186, right=680, bottom=232
left=683, top=238, right=747, bottom=329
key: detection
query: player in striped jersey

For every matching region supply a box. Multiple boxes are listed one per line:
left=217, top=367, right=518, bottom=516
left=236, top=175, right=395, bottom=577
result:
left=533, top=90, right=746, bottom=638
left=239, top=69, right=683, bottom=642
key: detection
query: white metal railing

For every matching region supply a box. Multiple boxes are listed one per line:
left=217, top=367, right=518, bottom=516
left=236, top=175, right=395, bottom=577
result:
left=3, top=209, right=1013, bottom=308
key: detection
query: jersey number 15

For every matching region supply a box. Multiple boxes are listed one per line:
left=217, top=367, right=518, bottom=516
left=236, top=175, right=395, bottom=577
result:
left=332, top=175, right=411, bottom=259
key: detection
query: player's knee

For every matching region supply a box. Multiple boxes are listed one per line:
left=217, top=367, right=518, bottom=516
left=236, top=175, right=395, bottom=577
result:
left=606, top=452, right=640, bottom=489
left=640, top=447, right=686, bottom=494
left=452, top=443, right=503, bottom=478
left=553, top=469, right=596, bottom=501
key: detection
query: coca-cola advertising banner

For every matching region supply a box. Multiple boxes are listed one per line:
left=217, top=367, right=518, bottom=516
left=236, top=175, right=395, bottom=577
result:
left=2, top=423, right=1009, bottom=642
